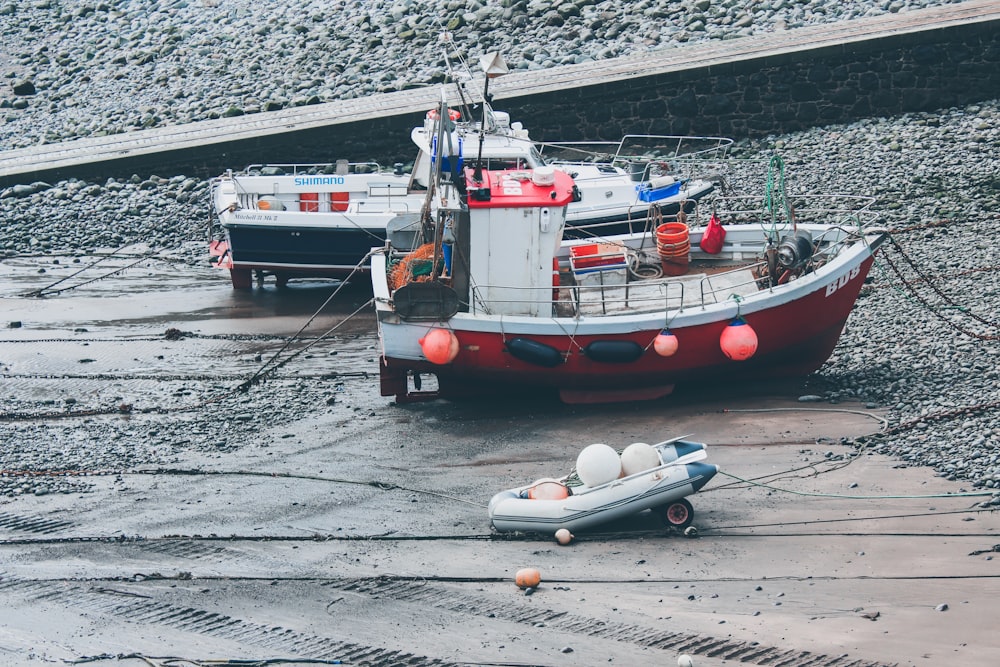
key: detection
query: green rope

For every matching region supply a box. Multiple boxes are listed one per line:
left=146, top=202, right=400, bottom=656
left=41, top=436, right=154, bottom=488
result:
left=761, top=154, right=794, bottom=239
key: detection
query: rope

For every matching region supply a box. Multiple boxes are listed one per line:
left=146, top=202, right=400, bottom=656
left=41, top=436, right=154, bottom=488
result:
left=236, top=296, right=373, bottom=394
left=873, top=399, right=1000, bottom=438
left=0, top=255, right=377, bottom=421
left=874, top=235, right=1000, bottom=340
left=715, top=470, right=994, bottom=500
left=761, top=154, right=794, bottom=237
left=23, top=253, right=158, bottom=297
left=235, top=249, right=375, bottom=393
left=21, top=241, right=143, bottom=297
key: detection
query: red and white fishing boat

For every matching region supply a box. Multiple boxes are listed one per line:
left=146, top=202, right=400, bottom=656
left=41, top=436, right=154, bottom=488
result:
left=371, top=108, right=886, bottom=404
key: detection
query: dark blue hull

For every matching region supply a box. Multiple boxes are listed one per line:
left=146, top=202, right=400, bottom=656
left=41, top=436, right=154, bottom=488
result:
left=224, top=223, right=386, bottom=274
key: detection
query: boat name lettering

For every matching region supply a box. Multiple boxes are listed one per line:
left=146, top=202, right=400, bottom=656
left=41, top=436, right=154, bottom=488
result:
left=293, top=176, right=346, bottom=186
left=825, top=266, right=861, bottom=297
left=234, top=212, right=278, bottom=221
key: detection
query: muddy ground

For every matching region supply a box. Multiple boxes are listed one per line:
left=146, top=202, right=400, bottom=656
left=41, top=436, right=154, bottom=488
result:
left=1, top=254, right=998, bottom=667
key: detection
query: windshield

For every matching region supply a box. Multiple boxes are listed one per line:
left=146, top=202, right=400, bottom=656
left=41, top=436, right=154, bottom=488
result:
left=529, top=146, right=547, bottom=167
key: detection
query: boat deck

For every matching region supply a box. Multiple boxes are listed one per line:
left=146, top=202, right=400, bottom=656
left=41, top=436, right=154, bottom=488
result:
left=572, top=265, right=761, bottom=317
left=576, top=268, right=759, bottom=315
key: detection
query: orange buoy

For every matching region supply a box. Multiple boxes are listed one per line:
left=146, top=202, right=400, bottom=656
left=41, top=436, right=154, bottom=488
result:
left=720, top=317, right=758, bottom=361
left=419, top=328, right=459, bottom=364
left=653, top=328, right=679, bottom=357
left=515, top=567, right=541, bottom=589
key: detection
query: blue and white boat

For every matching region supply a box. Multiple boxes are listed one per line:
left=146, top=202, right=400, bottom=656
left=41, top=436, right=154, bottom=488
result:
left=209, top=105, right=729, bottom=288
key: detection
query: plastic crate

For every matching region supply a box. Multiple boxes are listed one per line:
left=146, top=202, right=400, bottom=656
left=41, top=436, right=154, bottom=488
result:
left=570, top=243, right=628, bottom=271
left=636, top=179, right=683, bottom=203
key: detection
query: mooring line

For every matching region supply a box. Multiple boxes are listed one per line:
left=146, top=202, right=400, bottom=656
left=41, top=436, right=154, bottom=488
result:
left=21, top=243, right=165, bottom=297
left=236, top=251, right=376, bottom=393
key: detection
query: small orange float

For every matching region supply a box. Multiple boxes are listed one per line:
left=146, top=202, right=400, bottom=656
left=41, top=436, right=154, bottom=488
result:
left=515, top=567, right=541, bottom=589
left=653, top=328, right=679, bottom=357
left=555, top=528, right=574, bottom=545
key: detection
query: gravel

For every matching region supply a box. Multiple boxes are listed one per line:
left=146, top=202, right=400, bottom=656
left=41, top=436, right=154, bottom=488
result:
left=0, top=0, right=969, bottom=149
left=1, top=0, right=999, bottom=499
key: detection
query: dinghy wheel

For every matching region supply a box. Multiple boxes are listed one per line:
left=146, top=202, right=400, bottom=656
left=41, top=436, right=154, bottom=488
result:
left=660, top=498, right=694, bottom=529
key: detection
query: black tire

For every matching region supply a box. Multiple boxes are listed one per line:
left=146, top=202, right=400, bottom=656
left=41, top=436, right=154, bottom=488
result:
left=661, top=498, right=694, bottom=529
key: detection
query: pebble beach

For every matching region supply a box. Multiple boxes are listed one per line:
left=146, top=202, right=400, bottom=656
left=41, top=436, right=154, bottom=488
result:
left=2, top=0, right=999, bottom=497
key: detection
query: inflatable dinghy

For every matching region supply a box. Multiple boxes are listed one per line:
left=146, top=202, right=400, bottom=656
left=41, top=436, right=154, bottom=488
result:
left=488, top=437, right=717, bottom=534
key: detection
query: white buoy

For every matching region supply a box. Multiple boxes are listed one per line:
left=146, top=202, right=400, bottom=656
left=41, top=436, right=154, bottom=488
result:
left=576, top=443, right=621, bottom=487
left=620, top=442, right=660, bottom=476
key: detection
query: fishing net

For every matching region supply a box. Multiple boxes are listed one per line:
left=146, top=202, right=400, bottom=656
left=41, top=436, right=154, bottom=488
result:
left=388, top=243, right=442, bottom=291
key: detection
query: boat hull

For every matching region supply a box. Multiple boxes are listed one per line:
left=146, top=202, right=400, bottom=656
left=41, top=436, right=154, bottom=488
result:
left=222, top=221, right=386, bottom=277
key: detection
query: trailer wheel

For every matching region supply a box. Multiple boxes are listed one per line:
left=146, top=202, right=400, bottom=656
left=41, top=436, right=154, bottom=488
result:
left=661, top=498, right=694, bottom=529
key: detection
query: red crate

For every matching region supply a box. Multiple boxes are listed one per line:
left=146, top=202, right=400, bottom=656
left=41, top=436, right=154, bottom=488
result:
left=570, top=243, right=627, bottom=271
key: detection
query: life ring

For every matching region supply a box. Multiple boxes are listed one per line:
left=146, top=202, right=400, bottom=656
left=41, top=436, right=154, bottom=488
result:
left=427, top=108, right=461, bottom=121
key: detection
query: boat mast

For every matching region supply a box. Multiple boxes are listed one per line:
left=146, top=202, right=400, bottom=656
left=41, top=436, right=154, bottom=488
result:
left=440, top=32, right=473, bottom=122
left=425, top=90, right=450, bottom=279
left=471, top=52, right=509, bottom=184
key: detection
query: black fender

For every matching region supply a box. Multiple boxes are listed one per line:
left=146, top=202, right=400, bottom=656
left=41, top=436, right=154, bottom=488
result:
left=583, top=340, right=644, bottom=363
left=506, top=337, right=564, bottom=367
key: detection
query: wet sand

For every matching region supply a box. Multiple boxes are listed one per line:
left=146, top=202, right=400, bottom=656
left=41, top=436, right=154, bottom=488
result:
left=1, top=256, right=998, bottom=666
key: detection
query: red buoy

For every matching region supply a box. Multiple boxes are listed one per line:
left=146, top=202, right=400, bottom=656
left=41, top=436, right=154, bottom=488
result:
left=419, top=328, right=459, bottom=364
left=720, top=317, right=758, bottom=361
left=653, top=328, right=679, bottom=357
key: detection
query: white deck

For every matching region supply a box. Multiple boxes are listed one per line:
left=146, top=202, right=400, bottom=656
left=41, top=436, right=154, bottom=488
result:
left=572, top=267, right=760, bottom=316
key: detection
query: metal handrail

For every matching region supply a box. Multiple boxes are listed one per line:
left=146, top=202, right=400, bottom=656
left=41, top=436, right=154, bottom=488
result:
left=238, top=161, right=387, bottom=176
left=462, top=228, right=868, bottom=317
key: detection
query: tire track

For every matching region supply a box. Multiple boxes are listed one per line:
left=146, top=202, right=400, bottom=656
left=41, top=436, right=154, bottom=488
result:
left=327, top=577, right=898, bottom=667
left=0, top=574, right=459, bottom=667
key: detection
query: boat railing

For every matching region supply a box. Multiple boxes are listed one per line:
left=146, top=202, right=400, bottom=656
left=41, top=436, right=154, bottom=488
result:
left=449, top=219, right=873, bottom=318
left=703, top=193, right=879, bottom=229
left=225, top=187, right=419, bottom=215
left=538, top=135, right=733, bottom=163
left=237, top=160, right=390, bottom=176
left=566, top=198, right=706, bottom=238
left=465, top=259, right=768, bottom=318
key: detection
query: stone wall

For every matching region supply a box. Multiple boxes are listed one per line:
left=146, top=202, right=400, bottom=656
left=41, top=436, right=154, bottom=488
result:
left=503, top=20, right=1000, bottom=142
left=222, top=19, right=1000, bottom=172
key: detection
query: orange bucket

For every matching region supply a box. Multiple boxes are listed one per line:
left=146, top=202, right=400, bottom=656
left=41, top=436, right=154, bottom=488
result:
left=656, top=222, right=689, bottom=244
left=655, top=222, right=690, bottom=276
